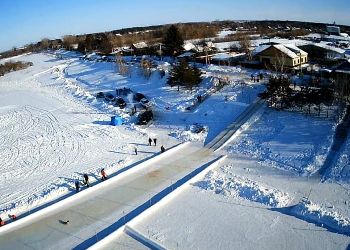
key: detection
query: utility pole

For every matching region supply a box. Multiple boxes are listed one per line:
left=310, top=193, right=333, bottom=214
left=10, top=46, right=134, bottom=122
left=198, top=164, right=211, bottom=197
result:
left=159, top=43, right=162, bottom=61
left=299, top=52, right=302, bottom=75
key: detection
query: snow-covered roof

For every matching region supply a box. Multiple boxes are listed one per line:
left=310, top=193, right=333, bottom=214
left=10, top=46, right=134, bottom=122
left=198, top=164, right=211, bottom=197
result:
left=256, top=44, right=308, bottom=59
left=312, top=43, right=345, bottom=54
left=132, top=42, right=148, bottom=49
left=183, top=43, right=197, bottom=51
left=212, top=53, right=245, bottom=61
left=177, top=52, right=195, bottom=58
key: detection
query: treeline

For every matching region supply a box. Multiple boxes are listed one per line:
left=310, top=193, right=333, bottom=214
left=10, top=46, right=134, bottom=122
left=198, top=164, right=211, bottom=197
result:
left=2, top=20, right=349, bottom=58
left=75, top=23, right=220, bottom=54
left=0, top=61, right=33, bottom=76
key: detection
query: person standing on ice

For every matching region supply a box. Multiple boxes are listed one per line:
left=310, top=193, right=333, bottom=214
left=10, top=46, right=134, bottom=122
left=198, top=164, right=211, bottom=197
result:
left=83, top=174, right=90, bottom=187
left=75, top=180, right=80, bottom=192
left=101, top=168, right=107, bottom=181
left=160, top=145, right=165, bottom=153
left=0, top=217, right=5, bottom=226
left=148, top=137, right=152, bottom=146
left=134, top=147, right=138, bottom=155
left=153, top=138, right=157, bottom=146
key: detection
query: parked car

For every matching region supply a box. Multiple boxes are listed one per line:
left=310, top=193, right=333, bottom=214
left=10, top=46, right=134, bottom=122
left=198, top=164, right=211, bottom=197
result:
left=137, top=110, right=153, bottom=125
left=133, top=92, right=146, bottom=102
left=116, top=87, right=132, bottom=96
left=96, top=92, right=105, bottom=98
left=104, top=93, right=115, bottom=102
left=114, top=97, right=126, bottom=109
left=140, top=98, right=151, bottom=108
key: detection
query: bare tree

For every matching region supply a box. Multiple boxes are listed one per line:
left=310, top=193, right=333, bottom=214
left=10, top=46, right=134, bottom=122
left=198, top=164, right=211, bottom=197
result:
left=62, top=35, right=77, bottom=50
left=41, top=38, right=50, bottom=50
left=271, top=51, right=288, bottom=74
left=116, top=53, right=129, bottom=76
left=237, top=33, right=252, bottom=60
left=140, top=58, right=152, bottom=79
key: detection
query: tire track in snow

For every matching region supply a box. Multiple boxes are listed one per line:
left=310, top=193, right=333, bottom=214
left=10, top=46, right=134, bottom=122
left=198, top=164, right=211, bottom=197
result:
left=0, top=106, right=87, bottom=211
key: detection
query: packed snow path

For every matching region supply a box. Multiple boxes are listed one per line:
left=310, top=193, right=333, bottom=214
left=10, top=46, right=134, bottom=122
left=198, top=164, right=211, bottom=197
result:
left=205, top=97, right=265, bottom=151
left=0, top=143, right=221, bottom=250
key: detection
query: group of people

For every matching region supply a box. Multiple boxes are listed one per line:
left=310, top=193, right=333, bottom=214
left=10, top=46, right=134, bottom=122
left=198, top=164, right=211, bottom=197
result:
left=0, top=214, right=17, bottom=227
left=149, top=137, right=165, bottom=153
left=75, top=168, right=108, bottom=193
left=74, top=137, right=166, bottom=193
left=148, top=137, right=157, bottom=146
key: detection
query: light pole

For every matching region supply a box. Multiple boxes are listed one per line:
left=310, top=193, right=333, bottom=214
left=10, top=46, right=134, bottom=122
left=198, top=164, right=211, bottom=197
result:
left=299, top=52, right=302, bottom=75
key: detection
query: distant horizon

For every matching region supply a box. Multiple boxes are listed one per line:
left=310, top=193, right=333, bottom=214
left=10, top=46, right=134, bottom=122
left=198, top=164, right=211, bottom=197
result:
left=1, top=19, right=350, bottom=52
left=1, top=0, right=349, bottom=52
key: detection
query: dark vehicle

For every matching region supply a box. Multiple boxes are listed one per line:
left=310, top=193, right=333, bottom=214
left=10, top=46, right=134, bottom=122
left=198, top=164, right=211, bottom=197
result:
left=104, top=93, right=115, bottom=102
left=133, top=92, right=146, bottom=102
left=140, top=98, right=151, bottom=108
left=114, top=97, right=127, bottom=109
left=96, top=92, right=105, bottom=98
left=189, top=123, right=206, bottom=133
left=116, top=87, right=132, bottom=96
left=137, top=110, right=153, bottom=125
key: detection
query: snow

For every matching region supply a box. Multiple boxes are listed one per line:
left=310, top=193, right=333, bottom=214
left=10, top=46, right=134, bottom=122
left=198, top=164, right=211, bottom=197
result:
left=217, top=29, right=236, bottom=38
left=1, top=48, right=349, bottom=249
left=0, top=51, right=265, bottom=219
left=226, top=110, right=336, bottom=175
left=116, top=106, right=350, bottom=249
left=194, top=170, right=292, bottom=207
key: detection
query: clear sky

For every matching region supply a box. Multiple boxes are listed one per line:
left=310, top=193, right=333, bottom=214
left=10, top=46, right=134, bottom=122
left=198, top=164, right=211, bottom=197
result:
left=0, top=0, right=349, bottom=51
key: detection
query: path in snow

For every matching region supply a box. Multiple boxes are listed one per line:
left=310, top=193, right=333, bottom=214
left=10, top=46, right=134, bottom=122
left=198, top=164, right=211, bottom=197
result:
left=205, top=97, right=265, bottom=151
left=0, top=143, right=221, bottom=250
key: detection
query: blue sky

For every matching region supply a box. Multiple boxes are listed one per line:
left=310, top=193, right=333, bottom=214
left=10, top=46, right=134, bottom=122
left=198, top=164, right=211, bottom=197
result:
left=0, top=0, right=349, bottom=51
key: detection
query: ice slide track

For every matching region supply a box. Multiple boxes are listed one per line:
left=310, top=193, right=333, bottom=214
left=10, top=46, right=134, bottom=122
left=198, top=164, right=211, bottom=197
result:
left=205, top=98, right=265, bottom=151
left=0, top=142, right=224, bottom=250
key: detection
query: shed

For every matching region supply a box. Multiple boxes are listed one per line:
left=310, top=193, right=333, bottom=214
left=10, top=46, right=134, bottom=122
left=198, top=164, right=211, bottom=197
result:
left=110, top=116, right=123, bottom=126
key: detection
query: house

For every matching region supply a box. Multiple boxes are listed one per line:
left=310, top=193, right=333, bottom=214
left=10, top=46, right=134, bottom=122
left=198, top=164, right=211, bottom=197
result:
left=299, top=43, right=345, bottom=62
left=256, top=44, right=308, bottom=68
left=130, top=42, right=149, bottom=55
left=327, top=25, right=341, bottom=36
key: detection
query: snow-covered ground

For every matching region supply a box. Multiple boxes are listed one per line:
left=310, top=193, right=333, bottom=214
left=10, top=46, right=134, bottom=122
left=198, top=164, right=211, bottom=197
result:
left=126, top=109, right=350, bottom=248
left=0, top=51, right=264, bottom=219
left=0, top=52, right=180, bottom=218
left=0, top=49, right=349, bottom=249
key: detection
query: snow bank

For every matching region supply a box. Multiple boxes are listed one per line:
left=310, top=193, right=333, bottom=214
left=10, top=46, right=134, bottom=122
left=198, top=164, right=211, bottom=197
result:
left=226, top=110, right=335, bottom=175
left=194, top=170, right=291, bottom=207
left=291, top=199, right=350, bottom=235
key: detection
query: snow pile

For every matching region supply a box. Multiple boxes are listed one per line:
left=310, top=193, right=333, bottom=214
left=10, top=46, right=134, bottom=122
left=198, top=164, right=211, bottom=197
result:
left=291, top=199, right=350, bottom=235
left=327, top=135, right=350, bottom=182
left=194, top=170, right=291, bottom=207
left=169, top=126, right=208, bottom=142
left=226, top=110, right=335, bottom=175
left=207, top=65, right=242, bottom=74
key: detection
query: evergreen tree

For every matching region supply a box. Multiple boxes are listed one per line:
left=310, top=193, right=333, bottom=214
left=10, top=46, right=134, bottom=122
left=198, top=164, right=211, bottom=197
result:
left=163, top=25, right=184, bottom=56
left=167, top=61, right=202, bottom=90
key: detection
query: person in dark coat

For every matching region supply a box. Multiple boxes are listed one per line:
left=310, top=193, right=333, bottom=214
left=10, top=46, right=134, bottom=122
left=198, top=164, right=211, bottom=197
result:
left=148, top=137, right=152, bottom=146
left=160, top=145, right=165, bottom=153
left=83, top=174, right=89, bottom=187
left=153, top=138, right=157, bottom=146
left=101, top=168, right=107, bottom=181
left=134, top=147, right=138, bottom=155
left=0, top=217, right=5, bottom=226
left=75, top=180, right=80, bottom=192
